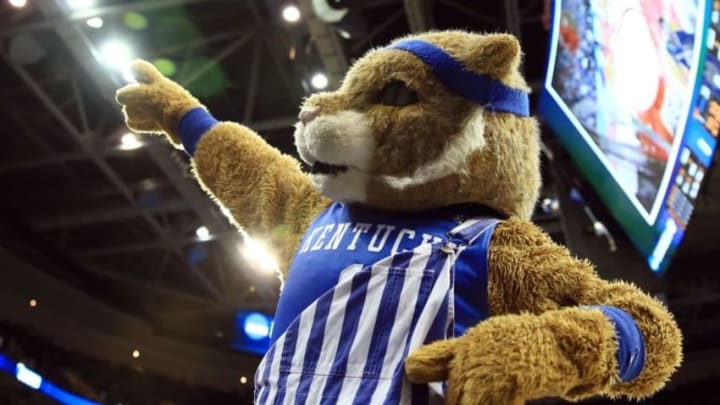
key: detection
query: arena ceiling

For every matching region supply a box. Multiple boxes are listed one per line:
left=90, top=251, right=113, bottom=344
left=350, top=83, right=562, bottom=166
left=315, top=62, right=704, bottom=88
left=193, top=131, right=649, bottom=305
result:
left=0, top=0, right=718, bottom=384
left=0, top=0, right=551, bottom=350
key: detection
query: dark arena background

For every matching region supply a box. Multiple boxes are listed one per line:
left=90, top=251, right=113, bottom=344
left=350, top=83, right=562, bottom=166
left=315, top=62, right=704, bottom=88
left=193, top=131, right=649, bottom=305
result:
left=0, top=0, right=719, bottom=404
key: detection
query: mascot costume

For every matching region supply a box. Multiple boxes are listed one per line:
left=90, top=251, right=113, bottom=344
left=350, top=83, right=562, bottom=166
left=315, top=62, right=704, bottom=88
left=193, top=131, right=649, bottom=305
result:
left=117, top=31, right=682, bottom=404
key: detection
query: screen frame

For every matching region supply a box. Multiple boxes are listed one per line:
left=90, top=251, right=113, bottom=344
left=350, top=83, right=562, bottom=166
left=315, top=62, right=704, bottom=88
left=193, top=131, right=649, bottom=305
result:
left=539, top=0, right=713, bottom=274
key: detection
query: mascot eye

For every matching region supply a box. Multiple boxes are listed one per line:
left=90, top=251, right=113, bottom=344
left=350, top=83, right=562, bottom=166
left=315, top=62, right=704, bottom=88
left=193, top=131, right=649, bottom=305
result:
left=374, top=80, right=419, bottom=106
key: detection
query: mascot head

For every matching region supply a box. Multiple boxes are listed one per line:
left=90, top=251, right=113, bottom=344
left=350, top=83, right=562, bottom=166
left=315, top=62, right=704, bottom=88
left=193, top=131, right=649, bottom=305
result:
left=293, top=31, right=540, bottom=219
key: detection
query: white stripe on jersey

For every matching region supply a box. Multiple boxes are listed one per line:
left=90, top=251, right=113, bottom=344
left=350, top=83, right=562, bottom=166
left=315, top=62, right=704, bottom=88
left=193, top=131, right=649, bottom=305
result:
left=282, top=303, right=317, bottom=405
left=256, top=219, right=497, bottom=405
left=399, top=255, right=453, bottom=404
left=303, top=264, right=362, bottom=403
left=335, top=265, right=395, bottom=401
left=263, top=333, right=286, bottom=405
left=368, top=249, right=433, bottom=403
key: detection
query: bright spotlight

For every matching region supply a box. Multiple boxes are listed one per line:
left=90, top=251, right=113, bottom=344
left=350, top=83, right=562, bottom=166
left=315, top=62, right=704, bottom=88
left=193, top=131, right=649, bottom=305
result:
left=29, top=298, right=37, bottom=308
left=121, top=66, right=136, bottom=83
left=9, top=0, right=27, bottom=8
left=282, top=5, right=301, bottom=23
left=240, top=376, right=248, bottom=384
left=99, top=39, right=133, bottom=68
left=240, top=237, right=278, bottom=274
left=131, top=350, right=140, bottom=359
left=66, top=0, right=94, bottom=9
left=86, top=17, right=103, bottom=28
left=119, top=133, right=142, bottom=150
left=243, top=313, right=270, bottom=340
left=16, top=363, right=42, bottom=390
left=195, top=226, right=211, bottom=242
left=311, top=72, right=328, bottom=90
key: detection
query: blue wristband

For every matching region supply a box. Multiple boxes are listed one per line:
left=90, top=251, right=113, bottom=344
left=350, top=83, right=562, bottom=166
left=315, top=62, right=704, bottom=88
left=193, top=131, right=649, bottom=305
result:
left=594, top=305, right=646, bottom=382
left=178, top=107, right=219, bottom=156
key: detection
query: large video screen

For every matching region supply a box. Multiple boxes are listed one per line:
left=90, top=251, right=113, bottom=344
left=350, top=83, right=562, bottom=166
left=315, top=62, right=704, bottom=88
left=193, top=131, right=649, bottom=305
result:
left=540, top=0, right=719, bottom=273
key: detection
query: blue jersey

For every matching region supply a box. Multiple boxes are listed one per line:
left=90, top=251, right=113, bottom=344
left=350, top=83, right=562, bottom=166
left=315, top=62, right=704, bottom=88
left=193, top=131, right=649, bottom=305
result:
left=272, top=202, right=499, bottom=342
left=256, top=216, right=500, bottom=404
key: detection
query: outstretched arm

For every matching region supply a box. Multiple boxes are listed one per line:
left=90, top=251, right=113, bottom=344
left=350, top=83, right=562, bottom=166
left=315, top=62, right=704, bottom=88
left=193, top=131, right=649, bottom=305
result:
left=190, top=121, right=330, bottom=272
left=116, top=61, right=330, bottom=272
left=405, top=219, right=681, bottom=404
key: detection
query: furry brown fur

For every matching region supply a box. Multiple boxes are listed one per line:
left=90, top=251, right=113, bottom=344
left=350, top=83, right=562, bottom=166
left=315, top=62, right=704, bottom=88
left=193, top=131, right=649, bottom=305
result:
left=117, top=31, right=681, bottom=404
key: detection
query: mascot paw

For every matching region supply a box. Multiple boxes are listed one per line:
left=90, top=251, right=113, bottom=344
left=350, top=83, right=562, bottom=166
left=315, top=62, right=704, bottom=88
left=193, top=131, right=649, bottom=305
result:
left=405, top=338, right=525, bottom=405
left=405, top=315, right=561, bottom=405
left=116, top=60, right=201, bottom=143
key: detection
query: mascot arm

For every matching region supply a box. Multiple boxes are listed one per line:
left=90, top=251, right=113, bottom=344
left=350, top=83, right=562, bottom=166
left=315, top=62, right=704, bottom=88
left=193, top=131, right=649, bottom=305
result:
left=191, top=121, right=331, bottom=271
left=405, top=219, right=681, bottom=404
left=485, top=219, right=682, bottom=401
left=116, top=60, right=331, bottom=271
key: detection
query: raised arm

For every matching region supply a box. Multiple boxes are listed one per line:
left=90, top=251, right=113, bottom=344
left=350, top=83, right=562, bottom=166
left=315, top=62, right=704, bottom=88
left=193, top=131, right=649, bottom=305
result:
left=405, top=218, right=681, bottom=404
left=116, top=61, right=330, bottom=272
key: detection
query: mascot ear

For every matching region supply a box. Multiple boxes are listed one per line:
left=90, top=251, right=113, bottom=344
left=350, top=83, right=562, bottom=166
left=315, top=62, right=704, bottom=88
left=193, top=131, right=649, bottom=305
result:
left=475, top=33, right=522, bottom=78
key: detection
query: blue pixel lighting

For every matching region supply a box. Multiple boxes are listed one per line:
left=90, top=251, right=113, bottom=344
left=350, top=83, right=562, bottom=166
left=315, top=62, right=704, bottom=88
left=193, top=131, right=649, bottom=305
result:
left=232, top=311, right=272, bottom=355
left=0, top=354, right=102, bottom=405
left=244, top=313, right=271, bottom=340
left=16, top=362, right=42, bottom=389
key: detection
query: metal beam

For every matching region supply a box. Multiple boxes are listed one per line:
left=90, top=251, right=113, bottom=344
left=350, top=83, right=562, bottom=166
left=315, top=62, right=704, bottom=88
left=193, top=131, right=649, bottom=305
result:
left=0, top=50, right=222, bottom=301
left=246, top=1, right=304, bottom=101
left=71, top=72, right=90, bottom=136
left=30, top=199, right=191, bottom=231
left=180, top=29, right=255, bottom=88
left=28, top=0, right=275, bottom=301
left=0, top=0, right=211, bottom=38
left=351, top=9, right=404, bottom=53
left=0, top=152, right=87, bottom=173
left=298, top=0, right=349, bottom=88
left=156, top=29, right=247, bottom=56
left=504, top=0, right=522, bottom=40
left=403, top=0, right=432, bottom=32
left=74, top=232, right=235, bottom=258
left=439, top=0, right=498, bottom=28
left=243, top=36, right=262, bottom=123
left=83, top=265, right=215, bottom=305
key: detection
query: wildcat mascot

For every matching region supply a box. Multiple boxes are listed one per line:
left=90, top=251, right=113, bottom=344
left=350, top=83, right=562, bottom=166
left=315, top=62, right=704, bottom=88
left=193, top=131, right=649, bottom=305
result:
left=116, top=31, right=681, bottom=404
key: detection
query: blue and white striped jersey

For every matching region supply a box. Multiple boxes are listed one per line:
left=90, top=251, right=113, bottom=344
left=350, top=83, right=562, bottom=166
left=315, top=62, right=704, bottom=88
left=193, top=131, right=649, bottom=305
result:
left=255, top=203, right=500, bottom=404
left=272, top=202, right=499, bottom=342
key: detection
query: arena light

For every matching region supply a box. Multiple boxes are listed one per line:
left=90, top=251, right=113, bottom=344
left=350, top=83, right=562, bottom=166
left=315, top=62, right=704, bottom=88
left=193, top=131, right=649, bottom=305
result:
left=86, top=17, right=103, bottom=28
left=29, top=298, right=37, bottom=308
left=16, top=363, right=42, bottom=390
left=240, top=376, right=248, bottom=384
left=66, top=0, right=94, bottom=9
left=281, top=5, right=301, bottom=23
left=121, top=67, right=136, bottom=83
left=99, top=40, right=136, bottom=84
left=195, top=226, right=211, bottom=241
left=119, top=133, right=142, bottom=150
left=100, top=39, right=133, bottom=67
left=243, top=313, right=271, bottom=340
left=131, top=350, right=140, bottom=359
left=240, top=237, right=278, bottom=274
left=311, top=72, right=328, bottom=90
left=1, top=355, right=101, bottom=405
left=9, top=0, right=27, bottom=8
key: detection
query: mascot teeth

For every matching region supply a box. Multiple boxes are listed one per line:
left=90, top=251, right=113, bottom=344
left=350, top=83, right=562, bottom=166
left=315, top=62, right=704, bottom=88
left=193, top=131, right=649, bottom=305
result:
left=310, top=161, right=348, bottom=175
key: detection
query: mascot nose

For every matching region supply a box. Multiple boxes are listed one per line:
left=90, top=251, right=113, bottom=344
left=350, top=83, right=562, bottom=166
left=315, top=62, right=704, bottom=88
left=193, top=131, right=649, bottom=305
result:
left=299, top=108, right=320, bottom=124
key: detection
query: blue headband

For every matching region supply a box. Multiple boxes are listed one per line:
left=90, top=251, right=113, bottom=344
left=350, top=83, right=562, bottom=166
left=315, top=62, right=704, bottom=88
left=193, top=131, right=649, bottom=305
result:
left=387, top=39, right=530, bottom=117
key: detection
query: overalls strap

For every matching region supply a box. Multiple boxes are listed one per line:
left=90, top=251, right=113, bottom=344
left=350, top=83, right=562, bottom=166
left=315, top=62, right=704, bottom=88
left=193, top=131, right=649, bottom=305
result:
left=448, top=218, right=502, bottom=247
